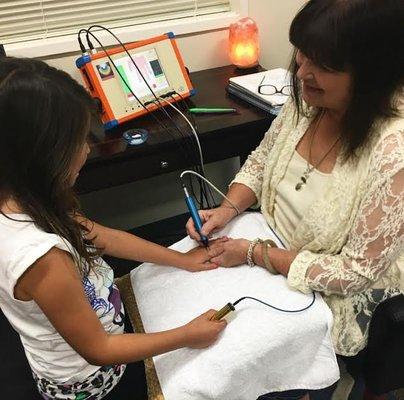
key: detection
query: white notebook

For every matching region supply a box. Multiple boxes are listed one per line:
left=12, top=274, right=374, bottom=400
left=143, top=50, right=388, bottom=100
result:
left=229, top=68, right=291, bottom=107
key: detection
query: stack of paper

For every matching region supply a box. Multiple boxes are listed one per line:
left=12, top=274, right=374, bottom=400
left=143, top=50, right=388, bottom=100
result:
left=227, top=68, right=291, bottom=115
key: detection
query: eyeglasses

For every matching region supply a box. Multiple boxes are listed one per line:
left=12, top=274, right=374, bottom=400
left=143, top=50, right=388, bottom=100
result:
left=258, top=75, right=292, bottom=96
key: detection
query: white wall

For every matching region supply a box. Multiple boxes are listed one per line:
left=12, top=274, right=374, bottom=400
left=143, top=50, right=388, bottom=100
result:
left=40, top=2, right=305, bottom=230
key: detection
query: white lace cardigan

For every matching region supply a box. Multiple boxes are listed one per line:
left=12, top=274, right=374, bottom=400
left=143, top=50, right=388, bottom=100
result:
left=233, top=98, right=404, bottom=356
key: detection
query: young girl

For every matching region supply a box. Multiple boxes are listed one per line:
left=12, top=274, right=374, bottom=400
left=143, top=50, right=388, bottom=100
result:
left=0, top=57, right=227, bottom=399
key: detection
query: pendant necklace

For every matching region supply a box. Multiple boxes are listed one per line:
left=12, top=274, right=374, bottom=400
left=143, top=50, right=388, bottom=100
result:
left=295, top=112, right=340, bottom=191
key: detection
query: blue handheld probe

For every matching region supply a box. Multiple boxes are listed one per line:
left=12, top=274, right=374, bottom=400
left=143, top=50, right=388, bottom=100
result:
left=182, top=184, right=209, bottom=247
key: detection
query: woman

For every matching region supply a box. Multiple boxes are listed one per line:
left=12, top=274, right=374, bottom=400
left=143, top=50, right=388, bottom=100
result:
left=187, top=0, right=403, bottom=396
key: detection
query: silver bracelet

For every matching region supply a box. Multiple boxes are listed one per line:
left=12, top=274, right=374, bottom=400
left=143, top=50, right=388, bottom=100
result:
left=246, top=238, right=263, bottom=267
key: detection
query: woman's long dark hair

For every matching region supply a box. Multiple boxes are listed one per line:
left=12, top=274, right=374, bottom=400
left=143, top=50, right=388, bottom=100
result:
left=289, top=0, right=404, bottom=160
left=0, top=57, right=98, bottom=277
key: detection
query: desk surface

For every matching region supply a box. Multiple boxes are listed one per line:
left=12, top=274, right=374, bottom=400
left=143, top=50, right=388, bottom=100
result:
left=75, top=65, right=274, bottom=194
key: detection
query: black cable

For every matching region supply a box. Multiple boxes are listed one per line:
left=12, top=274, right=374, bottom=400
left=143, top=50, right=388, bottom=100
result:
left=77, top=29, right=89, bottom=53
left=81, top=27, right=213, bottom=208
left=233, top=293, right=316, bottom=313
left=172, top=91, right=216, bottom=207
left=85, top=27, right=205, bottom=164
left=172, top=91, right=198, bottom=133
left=85, top=26, right=211, bottom=207
left=87, top=25, right=163, bottom=106
left=150, top=98, right=202, bottom=167
left=150, top=98, right=209, bottom=207
left=86, top=25, right=192, bottom=142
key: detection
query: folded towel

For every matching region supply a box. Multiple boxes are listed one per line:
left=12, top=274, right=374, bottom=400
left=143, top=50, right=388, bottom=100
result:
left=130, top=212, right=339, bottom=400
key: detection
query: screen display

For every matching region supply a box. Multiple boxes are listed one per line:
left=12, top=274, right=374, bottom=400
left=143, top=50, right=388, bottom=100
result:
left=114, top=48, right=169, bottom=101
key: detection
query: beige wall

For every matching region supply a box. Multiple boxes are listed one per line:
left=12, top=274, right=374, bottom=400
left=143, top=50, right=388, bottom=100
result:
left=249, top=0, right=307, bottom=70
left=44, top=0, right=308, bottom=83
left=41, top=2, right=305, bottom=230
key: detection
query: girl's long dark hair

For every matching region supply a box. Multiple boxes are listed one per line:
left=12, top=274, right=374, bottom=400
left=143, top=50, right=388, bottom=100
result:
left=0, top=57, right=99, bottom=277
left=289, top=0, right=404, bottom=160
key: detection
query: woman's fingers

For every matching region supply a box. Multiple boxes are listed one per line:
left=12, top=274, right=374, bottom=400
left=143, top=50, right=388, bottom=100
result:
left=200, top=215, right=220, bottom=237
left=186, top=210, right=213, bottom=241
left=186, top=216, right=201, bottom=241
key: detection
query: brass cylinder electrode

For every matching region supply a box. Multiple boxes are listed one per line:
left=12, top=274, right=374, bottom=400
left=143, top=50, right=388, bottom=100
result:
left=210, top=302, right=235, bottom=321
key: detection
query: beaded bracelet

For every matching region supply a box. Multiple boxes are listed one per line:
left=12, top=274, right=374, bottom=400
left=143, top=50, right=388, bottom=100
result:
left=246, top=238, right=263, bottom=267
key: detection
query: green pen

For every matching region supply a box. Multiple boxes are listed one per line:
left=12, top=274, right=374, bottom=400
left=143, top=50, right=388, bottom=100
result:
left=189, top=107, right=238, bottom=114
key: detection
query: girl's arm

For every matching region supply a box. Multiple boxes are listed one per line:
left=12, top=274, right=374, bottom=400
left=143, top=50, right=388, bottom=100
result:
left=78, top=217, right=226, bottom=272
left=15, top=247, right=226, bottom=366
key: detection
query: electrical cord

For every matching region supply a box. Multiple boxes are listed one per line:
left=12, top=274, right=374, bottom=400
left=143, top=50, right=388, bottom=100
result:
left=83, top=26, right=213, bottom=208
left=167, top=92, right=216, bottom=206
left=77, top=29, right=89, bottom=53
left=171, top=91, right=199, bottom=135
left=150, top=97, right=209, bottom=205
left=86, top=25, right=163, bottom=106
left=158, top=96, right=205, bottom=173
left=180, top=170, right=241, bottom=215
left=233, top=293, right=316, bottom=313
left=171, top=91, right=217, bottom=207
left=161, top=96, right=217, bottom=208
left=212, top=292, right=316, bottom=320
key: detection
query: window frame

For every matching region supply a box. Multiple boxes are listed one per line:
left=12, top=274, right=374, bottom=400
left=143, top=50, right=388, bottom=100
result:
left=4, top=0, right=248, bottom=58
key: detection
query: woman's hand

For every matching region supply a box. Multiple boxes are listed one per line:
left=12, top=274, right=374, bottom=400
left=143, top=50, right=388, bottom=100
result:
left=182, top=309, right=227, bottom=349
left=186, top=207, right=238, bottom=243
left=179, top=237, right=229, bottom=272
left=210, top=238, right=250, bottom=268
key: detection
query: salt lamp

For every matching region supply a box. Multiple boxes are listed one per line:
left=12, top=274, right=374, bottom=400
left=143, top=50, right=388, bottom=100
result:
left=228, top=17, right=259, bottom=69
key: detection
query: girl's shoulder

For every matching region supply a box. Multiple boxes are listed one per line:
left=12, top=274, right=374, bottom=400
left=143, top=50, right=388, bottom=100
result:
left=0, top=214, right=69, bottom=254
left=0, top=215, right=70, bottom=298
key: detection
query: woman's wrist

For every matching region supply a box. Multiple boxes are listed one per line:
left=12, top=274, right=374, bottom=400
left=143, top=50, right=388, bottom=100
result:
left=247, top=239, right=263, bottom=267
left=252, top=242, right=264, bottom=267
left=251, top=241, right=278, bottom=274
left=218, top=204, right=239, bottom=220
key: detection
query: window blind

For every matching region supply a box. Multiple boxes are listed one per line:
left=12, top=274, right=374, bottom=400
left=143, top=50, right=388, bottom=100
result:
left=0, top=0, right=231, bottom=44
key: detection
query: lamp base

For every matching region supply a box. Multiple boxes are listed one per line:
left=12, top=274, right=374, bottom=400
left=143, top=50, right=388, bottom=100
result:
left=233, top=64, right=260, bottom=74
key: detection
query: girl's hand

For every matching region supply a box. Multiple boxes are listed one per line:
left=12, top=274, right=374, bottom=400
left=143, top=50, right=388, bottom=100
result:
left=210, top=238, right=250, bottom=268
left=180, top=237, right=229, bottom=272
left=186, top=207, right=238, bottom=243
left=182, top=309, right=227, bottom=349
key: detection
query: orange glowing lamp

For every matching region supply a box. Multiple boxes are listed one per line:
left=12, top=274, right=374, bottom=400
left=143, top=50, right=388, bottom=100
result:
left=229, top=17, right=259, bottom=68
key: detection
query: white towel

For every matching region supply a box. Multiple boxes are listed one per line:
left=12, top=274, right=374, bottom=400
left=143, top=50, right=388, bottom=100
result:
left=130, top=213, right=339, bottom=400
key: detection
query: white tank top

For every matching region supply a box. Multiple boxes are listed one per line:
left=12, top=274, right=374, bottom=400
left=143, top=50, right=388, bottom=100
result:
left=274, top=150, right=332, bottom=246
left=0, top=213, right=125, bottom=384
